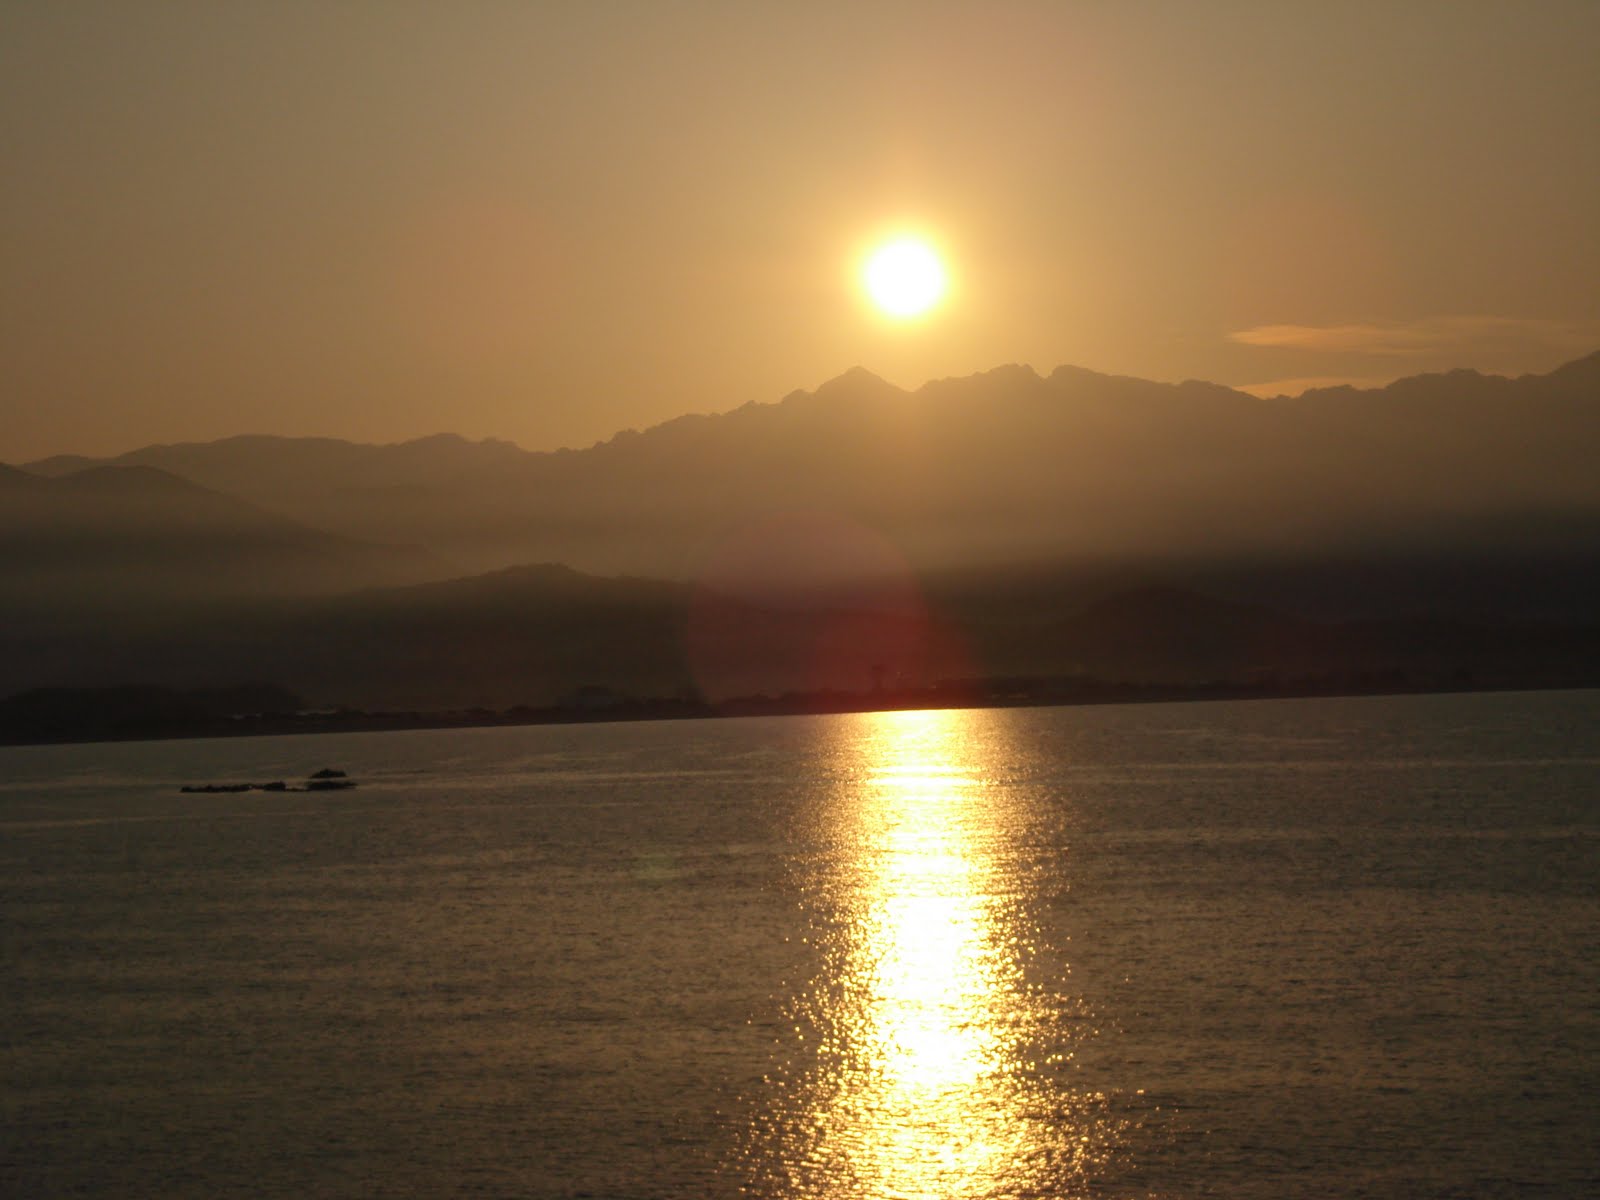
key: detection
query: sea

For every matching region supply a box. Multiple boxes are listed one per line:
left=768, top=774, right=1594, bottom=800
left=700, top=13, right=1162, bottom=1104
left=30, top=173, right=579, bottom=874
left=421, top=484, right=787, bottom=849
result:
left=2, top=690, right=1596, bottom=1198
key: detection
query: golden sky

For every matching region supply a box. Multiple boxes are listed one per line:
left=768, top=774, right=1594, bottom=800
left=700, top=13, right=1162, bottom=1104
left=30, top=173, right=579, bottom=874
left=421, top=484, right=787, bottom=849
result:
left=3, top=1, right=1597, bottom=460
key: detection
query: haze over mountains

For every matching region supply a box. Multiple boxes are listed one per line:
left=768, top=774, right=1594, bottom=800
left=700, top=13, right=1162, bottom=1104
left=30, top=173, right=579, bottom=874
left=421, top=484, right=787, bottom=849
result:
left=4, top=354, right=1598, bottom=717
left=23, top=353, right=1600, bottom=582
left=0, top=462, right=442, bottom=609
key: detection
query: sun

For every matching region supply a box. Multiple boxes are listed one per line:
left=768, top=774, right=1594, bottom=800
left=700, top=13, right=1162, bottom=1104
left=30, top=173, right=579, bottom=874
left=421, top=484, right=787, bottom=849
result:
left=862, top=237, right=947, bottom=319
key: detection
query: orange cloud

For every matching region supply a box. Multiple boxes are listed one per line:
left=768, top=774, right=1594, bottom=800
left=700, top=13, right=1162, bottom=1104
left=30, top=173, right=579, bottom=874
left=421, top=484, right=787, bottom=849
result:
left=1228, top=316, right=1600, bottom=356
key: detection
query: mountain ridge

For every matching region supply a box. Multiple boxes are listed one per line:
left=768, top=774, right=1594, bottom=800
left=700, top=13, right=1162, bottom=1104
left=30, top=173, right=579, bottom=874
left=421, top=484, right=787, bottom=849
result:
left=28, top=350, right=1596, bottom=478
left=8, top=350, right=1597, bottom=614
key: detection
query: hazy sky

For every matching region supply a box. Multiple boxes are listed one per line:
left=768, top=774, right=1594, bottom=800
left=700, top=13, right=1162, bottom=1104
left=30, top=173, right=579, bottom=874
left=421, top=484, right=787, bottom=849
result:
left=4, top=1, right=1597, bottom=460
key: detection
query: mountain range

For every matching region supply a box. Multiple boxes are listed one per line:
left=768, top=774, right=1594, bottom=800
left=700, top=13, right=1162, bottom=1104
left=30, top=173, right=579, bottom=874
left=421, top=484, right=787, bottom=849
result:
left=3, top=353, right=1597, bottom=717
left=22, top=352, right=1600, bottom=582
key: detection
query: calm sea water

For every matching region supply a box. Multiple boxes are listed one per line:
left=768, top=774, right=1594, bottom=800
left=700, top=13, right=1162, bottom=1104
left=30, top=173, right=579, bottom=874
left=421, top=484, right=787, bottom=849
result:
left=3, top=691, right=1596, bottom=1198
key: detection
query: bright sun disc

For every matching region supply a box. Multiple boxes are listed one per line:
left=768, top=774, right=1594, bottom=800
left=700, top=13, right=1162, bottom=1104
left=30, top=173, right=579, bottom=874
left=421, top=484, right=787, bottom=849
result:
left=863, top=238, right=947, bottom=318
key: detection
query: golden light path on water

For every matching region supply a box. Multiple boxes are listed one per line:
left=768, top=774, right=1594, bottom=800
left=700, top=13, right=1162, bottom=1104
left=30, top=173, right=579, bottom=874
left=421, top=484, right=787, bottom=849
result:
left=739, top=708, right=1122, bottom=1198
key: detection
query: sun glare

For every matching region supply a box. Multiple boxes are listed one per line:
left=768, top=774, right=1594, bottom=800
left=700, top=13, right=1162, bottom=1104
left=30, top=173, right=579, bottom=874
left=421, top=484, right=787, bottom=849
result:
left=862, top=237, right=947, bottom=319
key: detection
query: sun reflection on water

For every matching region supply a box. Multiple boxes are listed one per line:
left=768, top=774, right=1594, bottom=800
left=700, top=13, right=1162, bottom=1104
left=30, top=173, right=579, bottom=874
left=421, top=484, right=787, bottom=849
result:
left=739, top=708, right=1120, bottom=1198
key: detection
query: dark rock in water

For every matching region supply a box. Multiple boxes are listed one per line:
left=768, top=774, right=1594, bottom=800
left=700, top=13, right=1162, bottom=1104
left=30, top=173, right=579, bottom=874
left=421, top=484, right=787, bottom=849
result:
left=179, top=772, right=357, bottom=793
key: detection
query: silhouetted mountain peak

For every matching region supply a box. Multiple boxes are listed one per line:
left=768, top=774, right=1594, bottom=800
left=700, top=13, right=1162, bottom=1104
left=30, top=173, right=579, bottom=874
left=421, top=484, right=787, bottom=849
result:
left=1294, top=366, right=1508, bottom=406
left=1542, top=347, right=1600, bottom=388
left=1177, top=377, right=1255, bottom=401
left=788, top=366, right=903, bottom=407
left=1047, top=363, right=1112, bottom=384
left=963, top=362, right=1042, bottom=387
left=1385, top=366, right=1493, bottom=396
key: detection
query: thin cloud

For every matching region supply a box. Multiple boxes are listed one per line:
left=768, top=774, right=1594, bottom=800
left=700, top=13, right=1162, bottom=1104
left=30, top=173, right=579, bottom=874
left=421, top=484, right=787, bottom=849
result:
left=1228, top=316, right=1600, bottom=356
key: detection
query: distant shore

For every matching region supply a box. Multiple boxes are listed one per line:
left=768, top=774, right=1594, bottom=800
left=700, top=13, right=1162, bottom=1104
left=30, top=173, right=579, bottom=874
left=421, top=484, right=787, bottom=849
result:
left=3, top=673, right=1594, bottom=748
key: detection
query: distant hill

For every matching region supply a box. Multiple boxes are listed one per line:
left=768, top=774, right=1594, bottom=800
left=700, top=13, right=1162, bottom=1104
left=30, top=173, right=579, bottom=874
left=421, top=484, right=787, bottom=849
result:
left=25, top=353, right=1600, bottom=591
left=22, top=433, right=532, bottom=571
left=280, top=563, right=695, bottom=709
left=0, top=561, right=696, bottom=710
left=2, top=557, right=1593, bottom=714
left=6, top=354, right=1598, bottom=716
left=24, top=431, right=529, bottom=492
left=0, top=462, right=446, bottom=610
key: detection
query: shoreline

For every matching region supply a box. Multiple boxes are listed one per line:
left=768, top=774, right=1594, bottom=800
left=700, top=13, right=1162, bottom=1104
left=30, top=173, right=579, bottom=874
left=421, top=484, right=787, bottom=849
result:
left=3, top=675, right=1594, bottom=749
